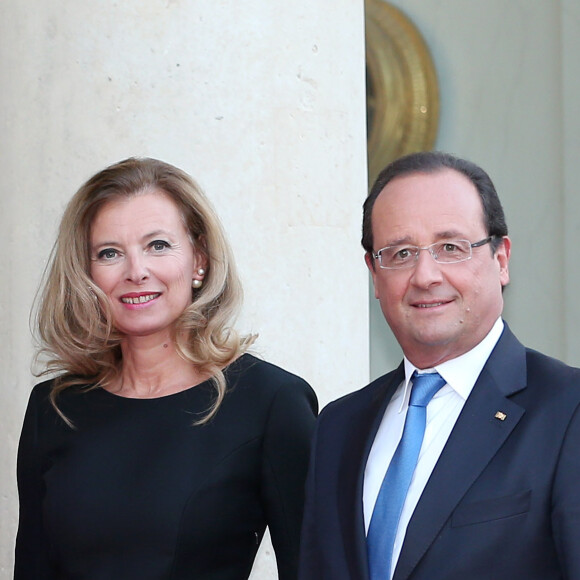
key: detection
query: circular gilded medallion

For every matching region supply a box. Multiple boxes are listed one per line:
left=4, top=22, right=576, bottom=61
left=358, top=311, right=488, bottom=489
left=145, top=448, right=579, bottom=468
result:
left=366, top=0, right=439, bottom=184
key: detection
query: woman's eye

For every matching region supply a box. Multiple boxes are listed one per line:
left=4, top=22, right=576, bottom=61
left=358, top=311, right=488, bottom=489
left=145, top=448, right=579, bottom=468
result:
left=150, top=240, right=170, bottom=252
left=97, top=248, right=119, bottom=260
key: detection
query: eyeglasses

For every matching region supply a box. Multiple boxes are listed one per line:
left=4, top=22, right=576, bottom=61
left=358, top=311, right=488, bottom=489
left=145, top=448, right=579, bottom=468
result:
left=372, top=236, right=496, bottom=270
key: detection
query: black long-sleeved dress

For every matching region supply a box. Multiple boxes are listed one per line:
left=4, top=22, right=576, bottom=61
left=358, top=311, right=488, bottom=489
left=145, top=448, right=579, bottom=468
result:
left=15, top=354, right=318, bottom=580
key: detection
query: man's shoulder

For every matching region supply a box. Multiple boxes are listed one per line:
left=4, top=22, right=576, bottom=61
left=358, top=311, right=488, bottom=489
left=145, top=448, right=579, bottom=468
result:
left=492, top=325, right=580, bottom=402
left=319, top=365, right=403, bottom=421
left=524, top=346, right=580, bottom=385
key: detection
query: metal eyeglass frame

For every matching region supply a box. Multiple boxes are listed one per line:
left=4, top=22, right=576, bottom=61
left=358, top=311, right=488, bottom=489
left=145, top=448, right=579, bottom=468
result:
left=372, top=236, right=495, bottom=270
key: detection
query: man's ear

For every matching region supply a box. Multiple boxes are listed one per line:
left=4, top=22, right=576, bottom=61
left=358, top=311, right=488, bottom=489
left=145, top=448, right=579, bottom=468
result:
left=364, top=252, right=375, bottom=272
left=365, top=252, right=379, bottom=299
left=496, top=236, right=511, bottom=287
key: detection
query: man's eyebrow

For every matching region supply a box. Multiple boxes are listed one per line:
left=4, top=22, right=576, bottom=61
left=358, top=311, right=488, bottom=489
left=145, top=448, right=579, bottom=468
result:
left=381, top=235, right=414, bottom=247
left=380, top=230, right=465, bottom=248
left=434, top=230, right=465, bottom=240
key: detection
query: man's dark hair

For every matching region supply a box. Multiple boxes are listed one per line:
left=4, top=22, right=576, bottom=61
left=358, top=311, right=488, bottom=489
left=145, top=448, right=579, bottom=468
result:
left=361, top=151, right=509, bottom=258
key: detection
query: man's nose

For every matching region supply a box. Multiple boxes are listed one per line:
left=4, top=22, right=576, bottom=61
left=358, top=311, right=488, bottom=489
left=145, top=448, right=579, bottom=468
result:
left=409, top=248, right=443, bottom=288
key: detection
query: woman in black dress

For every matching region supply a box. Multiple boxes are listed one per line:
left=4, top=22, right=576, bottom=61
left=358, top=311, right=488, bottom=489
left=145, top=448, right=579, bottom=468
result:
left=15, top=157, right=318, bottom=579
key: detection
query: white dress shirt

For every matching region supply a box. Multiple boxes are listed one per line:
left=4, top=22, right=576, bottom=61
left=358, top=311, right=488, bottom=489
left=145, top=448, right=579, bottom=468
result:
left=363, top=318, right=504, bottom=579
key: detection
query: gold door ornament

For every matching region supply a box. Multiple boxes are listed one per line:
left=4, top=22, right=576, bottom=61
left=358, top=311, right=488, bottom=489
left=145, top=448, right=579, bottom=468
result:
left=366, top=0, right=439, bottom=184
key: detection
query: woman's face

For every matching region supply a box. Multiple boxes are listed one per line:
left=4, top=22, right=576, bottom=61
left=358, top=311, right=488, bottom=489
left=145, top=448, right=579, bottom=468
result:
left=89, top=190, right=205, bottom=339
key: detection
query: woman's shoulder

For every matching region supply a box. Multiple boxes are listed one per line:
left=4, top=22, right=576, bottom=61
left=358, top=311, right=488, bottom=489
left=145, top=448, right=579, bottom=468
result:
left=30, top=376, right=93, bottom=398
left=226, top=353, right=317, bottom=406
left=31, top=377, right=55, bottom=394
left=21, top=379, right=61, bottom=429
left=228, top=353, right=310, bottom=389
left=223, top=353, right=318, bottom=424
left=27, top=376, right=99, bottom=419
left=27, top=378, right=57, bottom=408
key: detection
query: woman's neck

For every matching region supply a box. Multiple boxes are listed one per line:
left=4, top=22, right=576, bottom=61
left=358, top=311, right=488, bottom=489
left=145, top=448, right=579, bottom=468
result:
left=107, top=334, right=209, bottom=398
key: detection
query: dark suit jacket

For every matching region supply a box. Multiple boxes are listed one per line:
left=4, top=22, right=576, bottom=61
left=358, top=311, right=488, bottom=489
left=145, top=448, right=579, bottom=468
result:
left=299, top=325, right=580, bottom=580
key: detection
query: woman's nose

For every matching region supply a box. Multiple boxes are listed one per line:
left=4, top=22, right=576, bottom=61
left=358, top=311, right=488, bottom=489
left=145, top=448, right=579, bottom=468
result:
left=125, top=253, right=149, bottom=283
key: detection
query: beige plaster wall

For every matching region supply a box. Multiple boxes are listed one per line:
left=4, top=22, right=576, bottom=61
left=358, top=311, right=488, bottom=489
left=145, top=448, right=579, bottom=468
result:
left=0, top=1, right=368, bottom=576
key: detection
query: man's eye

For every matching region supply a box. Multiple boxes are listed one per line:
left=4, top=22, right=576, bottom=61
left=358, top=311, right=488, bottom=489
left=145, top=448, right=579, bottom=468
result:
left=442, top=243, right=459, bottom=252
left=395, top=248, right=413, bottom=260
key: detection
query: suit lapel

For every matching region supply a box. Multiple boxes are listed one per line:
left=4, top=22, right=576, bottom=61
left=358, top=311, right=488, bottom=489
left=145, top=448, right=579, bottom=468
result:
left=338, top=364, right=405, bottom=580
left=394, top=326, right=528, bottom=580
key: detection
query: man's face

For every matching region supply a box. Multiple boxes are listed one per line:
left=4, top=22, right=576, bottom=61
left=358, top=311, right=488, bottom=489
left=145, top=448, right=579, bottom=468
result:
left=366, top=168, right=511, bottom=369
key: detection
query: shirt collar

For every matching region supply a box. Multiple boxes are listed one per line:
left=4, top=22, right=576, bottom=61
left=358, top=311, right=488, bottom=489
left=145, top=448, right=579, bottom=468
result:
left=400, top=317, right=504, bottom=411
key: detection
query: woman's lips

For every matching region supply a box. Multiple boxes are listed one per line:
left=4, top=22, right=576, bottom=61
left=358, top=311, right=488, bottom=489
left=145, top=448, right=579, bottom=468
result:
left=120, top=293, right=161, bottom=305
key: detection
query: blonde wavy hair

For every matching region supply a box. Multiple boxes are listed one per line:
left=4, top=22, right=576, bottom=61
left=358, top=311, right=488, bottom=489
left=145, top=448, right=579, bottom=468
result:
left=34, top=157, right=254, bottom=424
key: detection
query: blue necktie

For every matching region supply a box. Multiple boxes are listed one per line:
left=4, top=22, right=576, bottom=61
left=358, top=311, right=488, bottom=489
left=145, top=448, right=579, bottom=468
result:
left=367, top=371, right=446, bottom=580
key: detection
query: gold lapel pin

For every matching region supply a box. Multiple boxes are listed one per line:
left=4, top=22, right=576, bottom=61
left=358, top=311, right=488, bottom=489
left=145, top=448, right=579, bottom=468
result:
left=494, top=411, right=507, bottom=421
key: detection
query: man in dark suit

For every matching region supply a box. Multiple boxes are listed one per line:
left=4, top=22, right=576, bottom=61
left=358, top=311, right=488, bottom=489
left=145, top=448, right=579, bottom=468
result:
left=299, top=151, right=580, bottom=580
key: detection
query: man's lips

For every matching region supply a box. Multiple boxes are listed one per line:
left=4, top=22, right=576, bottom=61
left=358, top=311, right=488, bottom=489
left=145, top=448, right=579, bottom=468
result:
left=120, top=293, right=161, bottom=305
left=411, top=299, right=452, bottom=309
